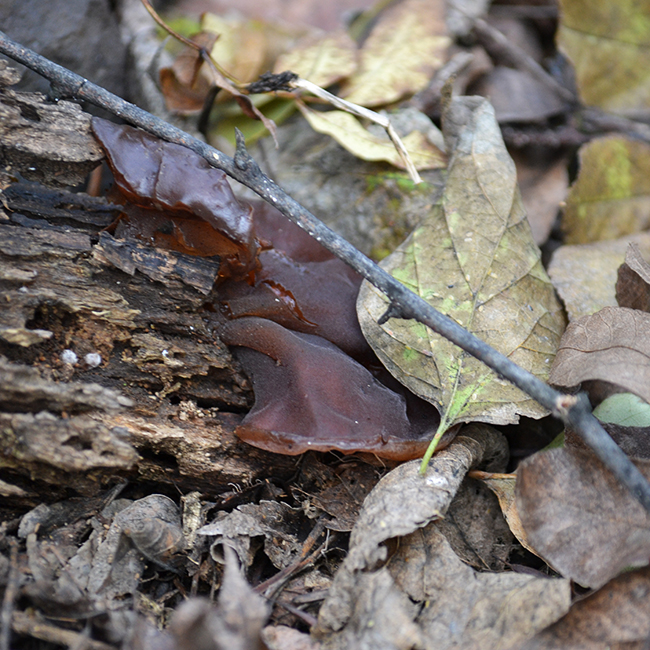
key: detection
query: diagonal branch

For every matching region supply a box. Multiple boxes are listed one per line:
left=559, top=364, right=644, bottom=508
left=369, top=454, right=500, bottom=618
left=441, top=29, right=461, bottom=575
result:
left=1, top=31, right=649, bottom=511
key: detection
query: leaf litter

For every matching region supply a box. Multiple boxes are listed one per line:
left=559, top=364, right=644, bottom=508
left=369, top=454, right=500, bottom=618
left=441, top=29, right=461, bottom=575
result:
left=8, top=0, right=650, bottom=648
left=315, top=425, right=572, bottom=650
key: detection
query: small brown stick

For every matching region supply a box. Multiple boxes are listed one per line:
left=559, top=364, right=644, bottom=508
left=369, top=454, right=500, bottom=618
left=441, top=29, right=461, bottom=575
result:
left=254, top=518, right=331, bottom=599
left=11, top=611, right=115, bottom=650
left=409, top=50, right=474, bottom=116
left=471, top=17, right=576, bottom=106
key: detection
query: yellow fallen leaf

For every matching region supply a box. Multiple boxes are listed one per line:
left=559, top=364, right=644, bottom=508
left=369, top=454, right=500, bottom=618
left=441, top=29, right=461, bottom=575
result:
left=558, top=0, right=650, bottom=113
left=340, top=0, right=450, bottom=107
left=562, top=136, right=650, bottom=245
left=299, top=105, right=445, bottom=170
left=274, top=30, right=358, bottom=89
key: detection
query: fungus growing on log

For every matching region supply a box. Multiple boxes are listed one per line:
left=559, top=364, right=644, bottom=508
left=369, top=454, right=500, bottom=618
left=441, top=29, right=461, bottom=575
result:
left=92, top=120, right=452, bottom=459
left=220, top=317, right=450, bottom=461
left=92, top=117, right=260, bottom=280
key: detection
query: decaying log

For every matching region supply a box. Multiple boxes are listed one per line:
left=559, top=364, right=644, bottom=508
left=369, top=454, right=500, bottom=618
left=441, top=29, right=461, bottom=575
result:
left=0, top=60, right=103, bottom=187
left=0, top=79, right=298, bottom=503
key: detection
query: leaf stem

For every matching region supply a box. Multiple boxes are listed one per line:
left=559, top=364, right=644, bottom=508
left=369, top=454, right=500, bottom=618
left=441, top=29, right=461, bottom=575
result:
left=3, top=32, right=650, bottom=513
left=419, top=416, right=451, bottom=475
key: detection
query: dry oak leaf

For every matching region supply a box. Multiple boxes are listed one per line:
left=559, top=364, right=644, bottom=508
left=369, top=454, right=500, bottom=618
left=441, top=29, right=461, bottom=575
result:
left=358, top=96, right=565, bottom=435
left=549, top=306, right=650, bottom=404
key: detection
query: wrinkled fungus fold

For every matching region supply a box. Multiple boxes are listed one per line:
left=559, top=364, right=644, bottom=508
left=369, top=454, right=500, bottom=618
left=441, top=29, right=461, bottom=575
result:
left=220, top=317, right=446, bottom=461
left=223, top=248, right=370, bottom=359
left=92, top=117, right=260, bottom=278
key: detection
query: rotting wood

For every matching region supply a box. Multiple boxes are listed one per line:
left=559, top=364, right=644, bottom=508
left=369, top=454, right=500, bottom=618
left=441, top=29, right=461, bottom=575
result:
left=0, top=83, right=298, bottom=502
left=0, top=60, right=103, bottom=187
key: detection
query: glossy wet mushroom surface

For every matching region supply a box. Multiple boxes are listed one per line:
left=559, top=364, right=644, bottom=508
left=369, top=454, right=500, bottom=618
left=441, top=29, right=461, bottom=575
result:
left=92, top=118, right=450, bottom=459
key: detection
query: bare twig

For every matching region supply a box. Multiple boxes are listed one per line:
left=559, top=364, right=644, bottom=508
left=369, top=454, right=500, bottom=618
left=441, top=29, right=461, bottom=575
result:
left=1, top=32, right=650, bottom=512
left=11, top=612, right=115, bottom=650
left=0, top=539, right=19, bottom=650
left=471, top=17, right=576, bottom=106
left=409, top=50, right=474, bottom=116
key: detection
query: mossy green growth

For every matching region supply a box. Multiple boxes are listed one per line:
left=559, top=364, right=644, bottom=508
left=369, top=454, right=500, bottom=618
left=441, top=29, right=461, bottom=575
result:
left=156, top=16, right=201, bottom=41
left=365, top=171, right=431, bottom=194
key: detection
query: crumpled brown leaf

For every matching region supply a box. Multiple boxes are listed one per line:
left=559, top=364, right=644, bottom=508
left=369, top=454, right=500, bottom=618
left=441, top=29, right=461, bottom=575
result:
left=516, top=446, right=650, bottom=588
left=549, top=306, right=650, bottom=404
left=198, top=500, right=302, bottom=570
left=397, top=525, right=570, bottom=650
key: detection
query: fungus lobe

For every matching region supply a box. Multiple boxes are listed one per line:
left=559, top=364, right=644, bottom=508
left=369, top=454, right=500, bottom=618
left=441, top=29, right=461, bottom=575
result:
left=220, top=317, right=449, bottom=461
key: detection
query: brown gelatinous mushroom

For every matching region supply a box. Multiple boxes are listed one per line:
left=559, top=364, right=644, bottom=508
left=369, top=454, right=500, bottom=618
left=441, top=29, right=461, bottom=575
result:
left=222, top=201, right=371, bottom=359
left=220, top=317, right=451, bottom=461
left=91, top=117, right=260, bottom=279
left=223, top=248, right=370, bottom=359
left=251, top=200, right=335, bottom=263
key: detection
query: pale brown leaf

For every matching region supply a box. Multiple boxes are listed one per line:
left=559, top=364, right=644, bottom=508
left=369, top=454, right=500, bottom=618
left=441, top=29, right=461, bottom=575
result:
left=548, top=233, right=650, bottom=321
left=516, top=446, right=650, bottom=588
left=517, top=567, right=650, bottom=650
left=549, top=306, right=650, bottom=403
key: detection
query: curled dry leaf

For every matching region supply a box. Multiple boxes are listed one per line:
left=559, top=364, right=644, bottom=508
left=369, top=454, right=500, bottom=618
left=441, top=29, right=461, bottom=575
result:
left=159, top=32, right=217, bottom=114
left=616, top=242, right=650, bottom=312
left=562, top=136, right=650, bottom=245
left=340, top=0, right=450, bottom=107
left=170, top=546, right=269, bottom=650
left=516, top=446, right=650, bottom=589
left=358, top=96, right=565, bottom=438
left=397, top=526, right=570, bottom=650
left=549, top=306, right=650, bottom=404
